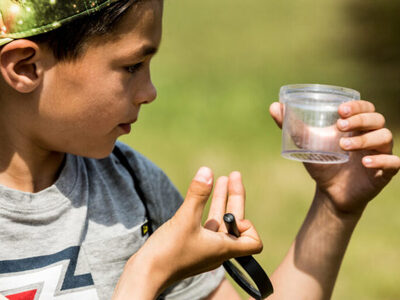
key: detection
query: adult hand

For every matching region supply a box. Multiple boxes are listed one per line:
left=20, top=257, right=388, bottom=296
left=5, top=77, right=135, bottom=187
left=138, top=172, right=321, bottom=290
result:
left=270, top=100, right=400, bottom=216
left=113, top=167, right=262, bottom=300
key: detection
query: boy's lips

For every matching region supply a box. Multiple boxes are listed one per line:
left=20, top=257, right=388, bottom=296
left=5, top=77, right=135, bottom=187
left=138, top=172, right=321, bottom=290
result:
left=118, top=119, right=136, bottom=134
left=119, top=123, right=132, bottom=134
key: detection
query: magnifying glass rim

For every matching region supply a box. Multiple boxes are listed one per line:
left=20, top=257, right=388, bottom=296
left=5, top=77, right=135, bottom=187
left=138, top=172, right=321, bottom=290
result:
left=223, top=257, right=273, bottom=299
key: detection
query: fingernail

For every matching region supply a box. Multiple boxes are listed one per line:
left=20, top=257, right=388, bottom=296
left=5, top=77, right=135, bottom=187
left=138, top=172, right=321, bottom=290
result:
left=230, top=171, right=241, bottom=178
left=194, top=167, right=213, bottom=184
left=363, top=157, right=373, bottom=165
left=341, top=138, right=352, bottom=149
left=342, top=106, right=351, bottom=116
left=338, top=119, right=349, bottom=129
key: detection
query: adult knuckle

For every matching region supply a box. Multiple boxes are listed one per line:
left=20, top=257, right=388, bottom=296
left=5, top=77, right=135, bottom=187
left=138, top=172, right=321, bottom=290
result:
left=369, top=102, right=376, bottom=112
left=352, top=101, right=362, bottom=113
left=381, top=128, right=392, bottom=144
left=378, top=113, right=386, bottom=127
left=360, top=100, right=375, bottom=112
left=357, top=114, right=365, bottom=127
left=357, top=136, right=365, bottom=148
left=394, top=156, right=400, bottom=168
left=347, top=115, right=356, bottom=127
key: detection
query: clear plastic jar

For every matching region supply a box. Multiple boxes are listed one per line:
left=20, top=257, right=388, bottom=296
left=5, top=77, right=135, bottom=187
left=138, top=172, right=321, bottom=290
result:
left=279, top=84, right=360, bottom=164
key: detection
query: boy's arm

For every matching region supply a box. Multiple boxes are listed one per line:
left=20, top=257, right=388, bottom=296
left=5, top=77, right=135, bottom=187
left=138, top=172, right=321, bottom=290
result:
left=267, top=100, right=400, bottom=299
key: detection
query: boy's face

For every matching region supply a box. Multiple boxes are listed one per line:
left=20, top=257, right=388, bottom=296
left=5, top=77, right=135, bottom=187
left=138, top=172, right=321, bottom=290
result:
left=35, top=0, right=163, bottom=158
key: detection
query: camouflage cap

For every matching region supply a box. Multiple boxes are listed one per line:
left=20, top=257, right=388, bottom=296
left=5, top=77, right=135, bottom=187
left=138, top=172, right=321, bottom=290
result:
left=0, top=0, right=121, bottom=46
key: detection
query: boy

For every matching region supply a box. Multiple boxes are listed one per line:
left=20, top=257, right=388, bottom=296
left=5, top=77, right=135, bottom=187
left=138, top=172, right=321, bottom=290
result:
left=0, top=1, right=230, bottom=299
left=0, top=0, right=398, bottom=299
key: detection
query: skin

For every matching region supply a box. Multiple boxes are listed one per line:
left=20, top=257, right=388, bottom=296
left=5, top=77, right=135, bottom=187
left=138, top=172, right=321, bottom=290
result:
left=0, top=0, right=242, bottom=298
left=113, top=100, right=400, bottom=300
left=267, top=100, right=400, bottom=299
left=271, top=100, right=399, bottom=215
left=113, top=169, right=259, bottom=299
left=0, top=0, right=399, bottom=299
left=0, top=0, right=160, bottom=192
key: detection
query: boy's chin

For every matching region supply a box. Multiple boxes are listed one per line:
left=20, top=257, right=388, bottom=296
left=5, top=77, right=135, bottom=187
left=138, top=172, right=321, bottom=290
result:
left=87, top=151, right=113, bottom=159
left=70, top=143, right=116, bottom=159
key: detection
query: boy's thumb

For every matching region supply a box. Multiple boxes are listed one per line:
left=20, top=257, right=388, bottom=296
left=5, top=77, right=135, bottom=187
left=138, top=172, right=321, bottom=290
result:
left=182, top=167, right=213, bottom=220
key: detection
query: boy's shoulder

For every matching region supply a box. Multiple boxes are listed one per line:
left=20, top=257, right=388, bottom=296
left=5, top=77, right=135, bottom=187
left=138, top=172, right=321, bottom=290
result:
left=75, top=141, right=165, bottom=193
left=98, top=141, right=183, bottom=230
left=111, top=141, right=162, bottom=178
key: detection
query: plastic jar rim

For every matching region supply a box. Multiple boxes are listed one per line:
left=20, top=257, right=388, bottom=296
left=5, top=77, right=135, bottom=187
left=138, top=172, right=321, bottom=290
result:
left=279, top=84, right=360, bottom=103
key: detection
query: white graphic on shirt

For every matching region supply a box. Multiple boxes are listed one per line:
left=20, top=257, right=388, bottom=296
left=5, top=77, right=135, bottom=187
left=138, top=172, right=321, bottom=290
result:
left=0, top=263, right=99, bottom=300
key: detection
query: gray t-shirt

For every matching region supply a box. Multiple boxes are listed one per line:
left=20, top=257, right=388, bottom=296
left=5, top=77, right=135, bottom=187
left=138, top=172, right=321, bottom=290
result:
left=0, top=141, right=225, bottom=299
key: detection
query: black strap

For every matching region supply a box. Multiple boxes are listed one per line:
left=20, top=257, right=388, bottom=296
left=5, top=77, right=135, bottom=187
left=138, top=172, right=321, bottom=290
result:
left=112, top=145, right=154, bottom=235
left=113, top=145, right=167, bottom=299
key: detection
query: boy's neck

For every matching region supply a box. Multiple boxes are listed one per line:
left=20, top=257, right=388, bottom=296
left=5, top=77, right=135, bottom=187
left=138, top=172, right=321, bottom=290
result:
left=0, top=90, right=66, bottom=193
left=0, top=138, right=65, bottom=193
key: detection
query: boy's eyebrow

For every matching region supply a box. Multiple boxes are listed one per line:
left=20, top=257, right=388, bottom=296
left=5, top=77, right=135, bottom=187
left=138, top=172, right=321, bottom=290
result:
left=141, top=45, right=158, bottom=56
left=125, top=45, right=158, bottom=60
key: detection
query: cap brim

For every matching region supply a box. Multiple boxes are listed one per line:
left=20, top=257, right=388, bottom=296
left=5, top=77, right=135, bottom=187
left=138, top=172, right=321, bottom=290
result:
left=0, top=38, right=14, bottom=46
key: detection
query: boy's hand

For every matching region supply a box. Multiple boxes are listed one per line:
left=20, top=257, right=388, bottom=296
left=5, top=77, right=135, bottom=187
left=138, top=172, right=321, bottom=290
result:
left=113, top=167, right=262, bottom=300
left=270, top=100, right=400, bottom=216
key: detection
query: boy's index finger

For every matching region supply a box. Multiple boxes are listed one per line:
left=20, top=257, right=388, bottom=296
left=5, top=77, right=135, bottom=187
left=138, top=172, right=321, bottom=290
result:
left=226, top=171, right=245, bottom=220
left=339, top=100, right=375, bottom=118
left=205, top=176, right=229, bottom=231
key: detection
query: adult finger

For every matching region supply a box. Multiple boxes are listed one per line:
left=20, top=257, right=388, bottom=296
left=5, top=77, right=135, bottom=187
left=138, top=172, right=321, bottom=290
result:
left=205, top=176, right=229, bottom=232
left=337, top=112, right=385, bottom=132
left=362, top=154, right=400, bottom=176
left=340, top=128, right=393, bottom=154
left=269, top=102, right=284, bottom=129
left=181, top=167, right=214, bottom=222
left=226, top=171, right=245, bottom=220
left=338, top=100, right=375, bottom=118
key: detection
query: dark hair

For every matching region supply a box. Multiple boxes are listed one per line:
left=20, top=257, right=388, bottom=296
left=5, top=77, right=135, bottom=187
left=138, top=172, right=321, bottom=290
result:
left=30, top=0, right=139, bottom=61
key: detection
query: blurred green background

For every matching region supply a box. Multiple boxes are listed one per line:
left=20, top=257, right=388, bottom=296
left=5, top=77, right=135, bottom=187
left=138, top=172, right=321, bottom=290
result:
left=120, top=0, right=400, bottom=298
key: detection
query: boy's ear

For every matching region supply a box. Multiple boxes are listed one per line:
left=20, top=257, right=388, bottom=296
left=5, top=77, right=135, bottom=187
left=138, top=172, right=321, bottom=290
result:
left=0, top=39, right=45, bottom=93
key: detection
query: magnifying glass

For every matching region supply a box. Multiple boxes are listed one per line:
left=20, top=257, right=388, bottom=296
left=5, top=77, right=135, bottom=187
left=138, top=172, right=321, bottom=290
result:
left=222, top=213, right=274, bottom=299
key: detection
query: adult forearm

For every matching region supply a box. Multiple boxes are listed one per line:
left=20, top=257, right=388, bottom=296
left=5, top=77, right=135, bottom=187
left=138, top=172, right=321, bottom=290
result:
left=268, top=188, right=362, bottom=300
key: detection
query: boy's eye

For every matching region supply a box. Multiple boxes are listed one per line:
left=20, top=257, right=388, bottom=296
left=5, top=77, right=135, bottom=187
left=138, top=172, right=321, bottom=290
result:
left=125, top=62, right=143, bottom=74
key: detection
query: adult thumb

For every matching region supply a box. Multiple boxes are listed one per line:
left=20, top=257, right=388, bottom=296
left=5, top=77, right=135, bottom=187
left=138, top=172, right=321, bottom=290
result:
left=269, top=102, right=284, bottom=129
left=181, top=167, right=214, bottom=221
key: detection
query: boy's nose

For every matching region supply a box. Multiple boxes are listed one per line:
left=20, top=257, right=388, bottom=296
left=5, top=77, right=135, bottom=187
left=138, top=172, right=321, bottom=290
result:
left=145, top=81, right=157, bottom=104
left=135, top=80, right=157, bottom=105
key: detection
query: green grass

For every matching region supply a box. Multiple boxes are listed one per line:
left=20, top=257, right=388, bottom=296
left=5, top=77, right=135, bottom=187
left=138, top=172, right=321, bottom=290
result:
left=120, top=0, right=400, bottom=298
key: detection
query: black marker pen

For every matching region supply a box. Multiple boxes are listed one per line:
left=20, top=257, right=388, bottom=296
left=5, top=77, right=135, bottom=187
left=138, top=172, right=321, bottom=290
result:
left=224, top=213, right=240, bottom=237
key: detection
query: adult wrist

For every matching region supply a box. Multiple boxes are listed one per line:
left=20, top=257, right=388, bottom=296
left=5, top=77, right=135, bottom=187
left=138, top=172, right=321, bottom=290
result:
left=313, top=187, right=364, bottom=224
